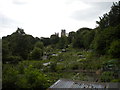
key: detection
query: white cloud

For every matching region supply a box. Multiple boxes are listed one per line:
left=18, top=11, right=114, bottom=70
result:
left=0, top=0, right=114, bottom=37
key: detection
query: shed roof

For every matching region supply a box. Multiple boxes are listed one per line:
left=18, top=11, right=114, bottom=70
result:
left=49, top=78, right=119, bottom=89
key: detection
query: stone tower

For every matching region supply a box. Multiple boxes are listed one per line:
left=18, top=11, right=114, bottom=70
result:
left=61, top=29, right=66, bottom=37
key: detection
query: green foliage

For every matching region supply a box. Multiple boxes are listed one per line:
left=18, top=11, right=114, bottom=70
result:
left=2, top=2, right=120, bottom=88
left=56, top=64, right=66, bottom=71
left=93, top=1, right=120, bottom=55
left=57, top=36, right=68, bottom=49
left=18, top=60, right=43, bottom=74
left=35, top=41, right=44, bottom=50
left=72, top=28, right=93, bottom=49
left=41, top=37, right=51, bottom=46
left=23, top=65, right=49, bottom=89
left=72, top=73, right=88, bottom=81
left=3, top=63, right=50, bottom=89
left=50, top=62, right=57, bottom=72
left=50, top=34, right=59, bottom=45
left=29, top=41, right=44, bottom=60
left=102, top=59, right=119, bottom=73
left=83, top=30, right=95, bottom=49
left=93, top=24, right=120, bottom=55
left=2, top=28, right=36, bottom=60
left=100, top=71, right=114, bottom=82
left=97, top=1, right=120, bottom=29
left=72, top=31, right=84, bottom=48
left=111, top=79, right=120, bottom=82
left=72, top=35, right=83, bottom=48
left=30, top=47, right=43, bottom=60
left=4, top=55, right=22, bottom=64
left=3, top=64, right=19, bottom=88
left=68, top=31, right=75, bottom=44
left=2, top=40, right=11, bottom=63
left=108, top=40, right=120, bottom=58
left=92, top=31, right=106, bottom=55
left=71, top=63, right=79, bottom=70
left=16, top=65, right=49, bottom=89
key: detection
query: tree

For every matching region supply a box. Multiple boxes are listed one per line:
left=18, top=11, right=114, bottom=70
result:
left=72, top=28, right=92, bottom=48
left=93, top=32, right=106, bottom=55
left=3, top=64, right=19, bottom=88
left=22, top=65, right=49, bottom=89
left=83, top=30, right=95, bottom=49
left=57, top=36, right=68, bottom=49
left=108, top=39, right=120, bottom=58
left=68, top=31, right=75, bottom=44
left=29, top=41, right=44, bottom=60
left=3, top=64, right=50, bottom=89
left=72, top=34, right=83, bottom=48
left=2, top=40, right=10, bottom=63
left=2, top=28, right=36, bottom=60
left=40, top=37, right=51, bottom=46
left=35, top=41, right=44, bottom=50
left=50, top=34, right=59, bottom=45
left=30, top=47, right=43, bottom=60
left=96, top=1, right=120, bottom=29
left=93, top=24, right=120, bottom=55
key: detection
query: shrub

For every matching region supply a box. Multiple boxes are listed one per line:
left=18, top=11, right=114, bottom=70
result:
left=108, top=39, right=120, bottom=58
left=4, top=55, right=22, bottom=64
left=50, top=62, right=57, bottom=72
left=100, top=71, right=114, bottom=82
left=30, top=47, right=43, bottom=60
left=111, top=79, right=120, bottom=82
left=71, top=64, right=79, bottom=70
left=17, top=65, right=50, bottom=89
left=2, top=64, right=19, bottom=88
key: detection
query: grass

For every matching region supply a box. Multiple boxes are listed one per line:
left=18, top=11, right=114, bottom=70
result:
left=3, top=47, right=120, bottom=89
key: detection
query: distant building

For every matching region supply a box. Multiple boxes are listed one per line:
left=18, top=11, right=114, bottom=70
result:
left=61, top=29, right=66, bottom=37
left=55, top=32, right=59, bottom=37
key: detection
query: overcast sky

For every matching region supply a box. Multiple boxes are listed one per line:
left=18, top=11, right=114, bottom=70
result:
left=0, top=0, right=119, bottom=38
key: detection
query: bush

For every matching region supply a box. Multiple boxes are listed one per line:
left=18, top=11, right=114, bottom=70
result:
left=3, top=64, right=19, bottom=88
left=22, top=65, right=49, bottom=89
left=56, top=64, right=66, bottom=71
left=3, top=63, right=51, bottom=89
left=108, top=39, right=120, bottom=58
left=71, top=64, right=79, bottom=70
left=30, top=47, right=43, bottom=60
left=3, top=55, right=22, bottom=64
left=111, top=79, right=120, bottom=82
left=100, top=71, right=114, bottom=82
left=50, top=62, right=57, bottom=72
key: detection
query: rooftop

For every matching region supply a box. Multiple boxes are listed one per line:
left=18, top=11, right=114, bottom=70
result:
left=49, top=78, right=119, bottom=89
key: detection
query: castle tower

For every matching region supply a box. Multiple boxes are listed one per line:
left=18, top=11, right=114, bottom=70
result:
left=55, top=32, right=59, bottom=37
left=61, top=29, right=66, bottom=37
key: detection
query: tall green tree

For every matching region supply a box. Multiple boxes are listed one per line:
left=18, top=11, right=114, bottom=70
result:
left=93, top=24, right=120, bottom=55
left=40, top=37, right=51, bottom=46
left=96, top=1, right=120, bottom=29
left=50, top=34, right=59, bottom=45
left=2, top=28, right=36, bottom=60
left=72, top=28, right=92, bottom=48
left=68, top=31, right=75, bottom=44
left=30, top=47, right=43, bottom=60
left=29, top=41, right=44, bottom=60
left=35, top=41, right=44, bottom=50
left=108, top=39, right=120, bottom=58
left=58, top=36, right=68, bottom=49
left=83, top=30, right=95, bottom=49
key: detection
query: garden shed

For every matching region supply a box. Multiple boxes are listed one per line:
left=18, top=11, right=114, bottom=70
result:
left=48, top=78, right=119, bottom=89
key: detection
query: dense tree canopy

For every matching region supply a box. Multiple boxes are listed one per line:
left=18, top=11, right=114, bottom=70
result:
left=2, top=28, right=37, bottom=62
left=96, top=1, right=120, bottom=29
left=72, top=28, right=93, bottom=49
